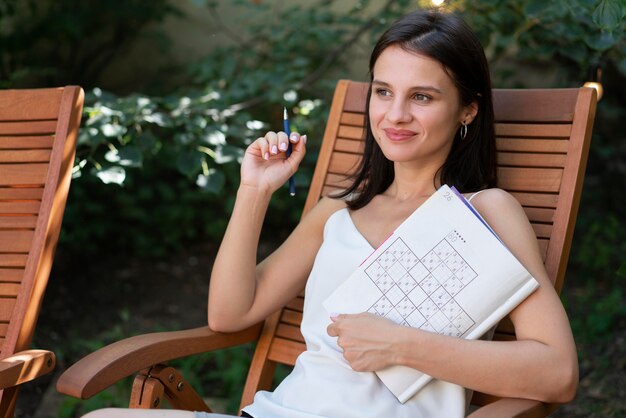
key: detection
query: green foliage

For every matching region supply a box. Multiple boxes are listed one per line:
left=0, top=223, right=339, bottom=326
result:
left=58, top=0, right=423, bottom=257
left=0, top=0, right=181, bottom=89
left=458, top=0, right=626, bottom=84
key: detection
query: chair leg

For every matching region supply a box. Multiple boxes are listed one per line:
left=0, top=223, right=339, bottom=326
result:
left=0, top=387, right=18, bottom=418
left=129, top=365, right=211, bottom=412
left=130, top=373, right=165, bottom=409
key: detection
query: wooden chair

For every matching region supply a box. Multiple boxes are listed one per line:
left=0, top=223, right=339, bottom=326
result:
left=0, top=86, right=84, bottom=417
left=56, top=80, right=597, bottom=417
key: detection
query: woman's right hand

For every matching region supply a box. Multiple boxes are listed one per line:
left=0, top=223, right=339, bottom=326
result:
left=240, top=130, right=307, bottom=194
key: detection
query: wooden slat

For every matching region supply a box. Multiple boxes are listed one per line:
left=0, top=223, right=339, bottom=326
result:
left=495, top=123, right=571, bottom=138
left=340, top=112, right=366, bottom=127
left=0, top=187, right=44, bottom=200
left=0, top=164, right=49, bottom=186
left=496, top=138, right=569, bottom=153
left=0, top=299, right=17, bottom=322
left=0, top=150, right=52, bottom=163
left=0, top=323, right=9, bottom=337
left=276, top=324, right=305, bottom=343
left=0, top=268, right=23, bottom=282
left=0, top=254, right=28, bottom=268
left=0, top=202, right=40, bottom=214
left=0, top=120, right=57, bottom=135
left=497, top=152, right=567, bottom=168
left=343, top=82, right=369, bottom=113
left=509, top=192, right=558, bottom=208
left=523, top=207, right=555, bottom=224
left=497, top=167, right=562, bottom=193
left=0, top=136, right=55, bottom=149
left=0, top=283, right=21, bottom=296
left=328, top=152, right=360, bottom=175
left=286, top=297, right=304, bottom=312
left=324, top=173, right=352, bottom=189
left=334, top=138, right=364, bottom=154
left=531, top=223, right=552, bottom=239
left=0, top=231, right=34, bottom=252
left=0, top=88, right=64, bottom=121
left=493, top=89, right=578, bottom=123
left=267, top=338, right=305, bottom=365
left=280, top=310, right=302, bottom=327
left=0, top=217, right=37, bottom=228
left=337, top=125, right=365, bottom=140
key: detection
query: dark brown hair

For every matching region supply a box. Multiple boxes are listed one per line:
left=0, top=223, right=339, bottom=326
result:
left=336, top=10, right=497, bottom=209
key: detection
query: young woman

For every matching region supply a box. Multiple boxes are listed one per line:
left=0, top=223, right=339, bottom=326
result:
left=84, top=9, right=578, bottom=418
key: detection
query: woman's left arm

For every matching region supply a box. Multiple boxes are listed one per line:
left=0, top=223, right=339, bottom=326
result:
left=328, top=189, right=578, bottom=403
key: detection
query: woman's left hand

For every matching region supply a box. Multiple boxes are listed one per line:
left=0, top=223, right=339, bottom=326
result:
left=326, top=312, right=402, bottom=372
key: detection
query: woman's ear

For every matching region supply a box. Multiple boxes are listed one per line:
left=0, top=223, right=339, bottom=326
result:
left=461, top=101, right=479, bottom=124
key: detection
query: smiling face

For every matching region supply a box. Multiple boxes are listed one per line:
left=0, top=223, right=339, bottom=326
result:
left=369, top=45, right=476, bottom=169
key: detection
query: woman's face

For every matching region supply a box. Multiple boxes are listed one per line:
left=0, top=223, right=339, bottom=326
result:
left=369, top=45, right=476, bottom=167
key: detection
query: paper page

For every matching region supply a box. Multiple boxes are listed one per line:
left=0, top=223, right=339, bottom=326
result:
left=323, top=185, right=539, bottom=403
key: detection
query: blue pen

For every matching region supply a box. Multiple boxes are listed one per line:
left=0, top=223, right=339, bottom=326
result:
left=283, top=107, right=296, bottom=196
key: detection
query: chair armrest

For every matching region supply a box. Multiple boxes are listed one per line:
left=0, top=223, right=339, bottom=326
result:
left=56, top=324, right=262, bottom=400
left=0, top=349, right=56, bottom=389
left=468, top=398, right=558, bottom=418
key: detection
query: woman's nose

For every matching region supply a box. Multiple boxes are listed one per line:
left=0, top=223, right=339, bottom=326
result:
left=386, top=99, right=411, bottom=123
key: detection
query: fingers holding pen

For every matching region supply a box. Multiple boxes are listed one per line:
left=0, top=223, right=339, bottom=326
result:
left=253, top=131, right=306, bottom=161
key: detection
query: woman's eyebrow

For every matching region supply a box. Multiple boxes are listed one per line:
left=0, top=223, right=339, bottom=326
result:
left=372, top=79, right=442, bottom=94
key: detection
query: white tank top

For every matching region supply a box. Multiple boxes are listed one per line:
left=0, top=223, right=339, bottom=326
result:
left=243, top=208, right=468, bottom=418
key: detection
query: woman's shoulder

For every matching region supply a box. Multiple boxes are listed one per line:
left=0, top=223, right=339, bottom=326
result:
left=465, top=188, right=532, bottom=241
left=466, top=188, right=522, bottom=212
left=300, top=195, right=348, bottom=229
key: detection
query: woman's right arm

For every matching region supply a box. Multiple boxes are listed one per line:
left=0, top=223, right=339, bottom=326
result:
left=208, top=131, right=342, bottom=332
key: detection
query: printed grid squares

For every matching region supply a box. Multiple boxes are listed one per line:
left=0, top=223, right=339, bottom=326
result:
left=364, top=236, right=477, bottom=338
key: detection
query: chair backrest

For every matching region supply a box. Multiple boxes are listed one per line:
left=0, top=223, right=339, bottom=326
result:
left=240, top=80, right=597, bottom=409
left=0, top=87, right=84, bottom=409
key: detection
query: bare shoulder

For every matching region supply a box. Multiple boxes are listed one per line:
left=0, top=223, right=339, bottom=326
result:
left=467, top=188, right=527, bottom=226
left=467, top=188, right=535, bottom=250
left=300, top=195, right=348, bottom=228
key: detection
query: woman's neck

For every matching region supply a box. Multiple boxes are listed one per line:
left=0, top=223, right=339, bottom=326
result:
left=384, top=162, right=440, bottom=202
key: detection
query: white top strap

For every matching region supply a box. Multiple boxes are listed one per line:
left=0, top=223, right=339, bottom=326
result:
left=467, top=189, right=487, bottom=202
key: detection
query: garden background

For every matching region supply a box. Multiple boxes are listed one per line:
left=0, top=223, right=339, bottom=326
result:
left=1, top=0, right=624, bottom=416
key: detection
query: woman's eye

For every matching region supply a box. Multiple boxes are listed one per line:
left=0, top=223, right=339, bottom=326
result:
left=375, top=88, right=391, bottom=97
left=413, top=93, right=431, bottom=102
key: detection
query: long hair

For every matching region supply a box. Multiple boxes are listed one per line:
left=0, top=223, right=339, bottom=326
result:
left=336, top=10, right=497, bottom=209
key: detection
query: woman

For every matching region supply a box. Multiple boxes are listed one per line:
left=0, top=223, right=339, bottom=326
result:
left=84, top=9, right=578, bottom=418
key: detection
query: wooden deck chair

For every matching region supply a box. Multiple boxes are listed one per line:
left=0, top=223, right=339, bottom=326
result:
left=56, top=80, right=597, bottom=417
left=0, top=86, right=84, bottom=417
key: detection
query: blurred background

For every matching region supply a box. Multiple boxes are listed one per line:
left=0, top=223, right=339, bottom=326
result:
left=1, top=0, right=624, bottom=416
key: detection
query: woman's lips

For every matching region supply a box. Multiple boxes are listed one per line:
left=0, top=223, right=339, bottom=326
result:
left=383, top=128, right=417, bottom=141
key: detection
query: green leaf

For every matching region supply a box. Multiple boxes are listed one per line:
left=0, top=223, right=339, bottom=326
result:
left=135, top=131, right=159, bottom=153
left=214, top=144, right=243, bottom=164
left=118, top=145, right=143, bottom=167
left=592, top=0, right=625, bottom=31
left=618, top=262, right=626, bottom=278
left=176, top=150, right=203, bottom=177
left=196, top=169, right=226, bottom=193
left=94, top=166, right=126, bottom=185
left=100, top=123, right=127, bottom=138
left=104, top=146, right=143, bottom=168
left=585, top=30, right=617, bottom=51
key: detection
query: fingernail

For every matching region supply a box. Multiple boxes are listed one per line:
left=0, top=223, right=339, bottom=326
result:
left=290, top=133, right=298, bottom=142
left=264, top=152, right=269, bottom=160
left=302, top=134, right=307, bottom=144
left=271, top=145, right=278, bottom=154
left=279, top=142, right=288, bottom=151
left=330, top=312, right=339, bottom=318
